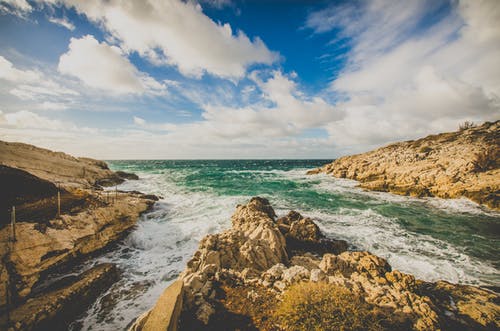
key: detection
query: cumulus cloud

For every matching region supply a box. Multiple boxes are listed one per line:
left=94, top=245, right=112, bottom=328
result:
left=307, top=0, right=500, bottom=149
left=162, top=70, right=342, bottom=142
left=50, top=0, right=277, bottom=79
left=58, top=35, right=166, bottom=95
left=0, top=55, right=40, bottom=82
left=0, top=55, right=79, bottom=101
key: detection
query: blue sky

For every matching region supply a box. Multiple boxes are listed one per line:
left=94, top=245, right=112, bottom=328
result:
left=0, top=0, right=499, bottom=159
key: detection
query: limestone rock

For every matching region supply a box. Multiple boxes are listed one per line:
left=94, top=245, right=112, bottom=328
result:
left=419, top=280, right=500, bottom=330
left=0, top=140, right=130, bottom=189
left=308, top=121, right=500, bottom=210
left=180, top=197, right=288, bottom=325
left=277, top=211, right=348, bottom=254
left=143, top=198, right=500, bottom=331
left=129, top=279, right=184, bottom=331
left=0, top=192, right=155, bottom=306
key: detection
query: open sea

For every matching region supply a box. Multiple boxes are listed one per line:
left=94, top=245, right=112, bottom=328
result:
left=71, top=160, right=500, bottom=331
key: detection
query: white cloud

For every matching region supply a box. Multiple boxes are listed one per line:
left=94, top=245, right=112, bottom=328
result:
left=0, top=55, right=40, bottom=82
left=48, top=16, right=75, bottom=30
left=52, top=0, right=277, bottom=79
left=40, top=101, right=68, bottom=111
left=58, top=35, right=166, bottom=95
left=307, top=0, right=500, bottom=150
left=10, top=82, right=78, bottom=99
left=0, top=55, right=79, bottom=101
left=161, top=70, right=342, bottom=142
left=0, top=0, right=32, bottom=17
left=133, top=116, right=146, bottom=126
left=197, top=0, right=233, bottom=10
left=0, top=110, right=66, bottom=130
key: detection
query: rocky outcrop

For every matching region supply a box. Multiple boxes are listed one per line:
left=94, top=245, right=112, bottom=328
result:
left=0, top=140, right=124, bottom=188
left=308, top=121, right=500, bottom=210
left=129, top=279, right=184, bottom=331
left=0, top=263, right=120, bottom=331
left=0, top=192, right=154, bottom=303
left=135, top=198, right=499, bottom=331
left=277, top=210, right=348, bottom=255
left=0, top=141, right=157, bottom=330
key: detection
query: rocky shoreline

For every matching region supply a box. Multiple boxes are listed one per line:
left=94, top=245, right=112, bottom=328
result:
left=307, top=121, right=499, bottom=210
left=130, top=197, right=500, bottom=331
left=0, top=141, right=157, bottom=331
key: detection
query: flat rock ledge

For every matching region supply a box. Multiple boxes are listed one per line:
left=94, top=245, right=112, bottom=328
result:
left=0, top=263, right=120, bottom=331
left=130, top=197, right=500, bottom=331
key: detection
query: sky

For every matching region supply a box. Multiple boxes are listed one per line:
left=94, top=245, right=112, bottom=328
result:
left=0, top=0, right=499, bottom=159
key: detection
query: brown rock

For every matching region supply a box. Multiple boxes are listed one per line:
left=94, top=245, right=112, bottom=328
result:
left=0, top=192, right=154, bottom=305
left=0, top=140, right=124, bottom=189
left=308, top=121, right=500, bottom=210
left=128, top=279, right=184, bottom=331
left=0, top=263, right=119, bottom=331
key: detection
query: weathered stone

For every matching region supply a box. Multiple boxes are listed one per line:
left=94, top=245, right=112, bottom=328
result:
left=140, top=198, right=500, bottom=331
left=0, top=263, right=119, bottom=331
left=282, top=265, right=310, bottom=285
left=308, top=121, right=500, bottom=210
left=309, top=269, right=326, bottom=282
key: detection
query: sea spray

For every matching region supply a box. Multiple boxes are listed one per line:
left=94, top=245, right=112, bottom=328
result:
left=73, top=160, right=499, bottom=331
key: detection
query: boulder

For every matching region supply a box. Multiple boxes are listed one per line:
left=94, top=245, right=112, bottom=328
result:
left=277, top=211, right=348, bottom=255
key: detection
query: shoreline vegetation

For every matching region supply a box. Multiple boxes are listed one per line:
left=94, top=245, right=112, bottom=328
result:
left=307, top=121, right=500, bottom=211
left=0, top=140, right=158, bottom=330
left=0, top=120, right=498, bottom=331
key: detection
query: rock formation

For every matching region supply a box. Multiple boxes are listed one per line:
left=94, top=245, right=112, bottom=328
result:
left=0, top=140, right=155, bottom=331
left=307, top=121, right=499, bottom=210
left=0, top=140, right=132, bottom=189
left=0, top=263, right=119, bottom=331
left=131, top=198, right=499, bottom=330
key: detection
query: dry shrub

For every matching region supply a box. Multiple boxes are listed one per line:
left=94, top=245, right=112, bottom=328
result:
left=473, top=146, right=499, bottom=172
left=274, top=282, right=384, bottom=331
left=459, top=121, right=475, bottom=130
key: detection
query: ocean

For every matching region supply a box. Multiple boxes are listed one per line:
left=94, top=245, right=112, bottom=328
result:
left=72, top=160, right=500, bottom=331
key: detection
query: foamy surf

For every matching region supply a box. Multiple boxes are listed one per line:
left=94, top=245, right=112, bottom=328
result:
left=73, top=160, right=499, bottom=331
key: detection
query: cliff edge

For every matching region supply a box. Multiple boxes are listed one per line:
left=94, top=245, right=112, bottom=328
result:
left=308, top=121, right=499, bottom=210
left=0, top=141, right=157, bottom=331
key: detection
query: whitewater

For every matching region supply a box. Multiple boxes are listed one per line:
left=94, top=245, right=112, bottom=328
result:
left=70, top=160, right=500, bottom=331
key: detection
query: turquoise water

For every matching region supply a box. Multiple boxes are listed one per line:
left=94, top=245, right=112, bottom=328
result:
left=75, top=160, right=500, bottom=331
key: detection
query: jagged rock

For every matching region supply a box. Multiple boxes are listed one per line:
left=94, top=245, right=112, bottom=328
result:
left=261, top=263, right=286, bottom=283
left=116, top=171, right=139, bottom=180
left=180, top=197, right=288, bottom=324
left=308, top=121, right=500, bottom=210
left=0, top=190, right=155, bottom=307
left=281, top=265, right=310, bottom=285
left=310, top=269, right=326, bottom=282
left=139, top=198, right=500, bottom=331
left=277, top=211, right=348, bottom=255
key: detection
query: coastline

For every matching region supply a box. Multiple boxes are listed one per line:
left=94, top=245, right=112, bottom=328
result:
left=130, top=197, right=499, bottom=331
left=0, top=141, right=157, bottom=331
left=307, top=121, right=500, bottom=210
